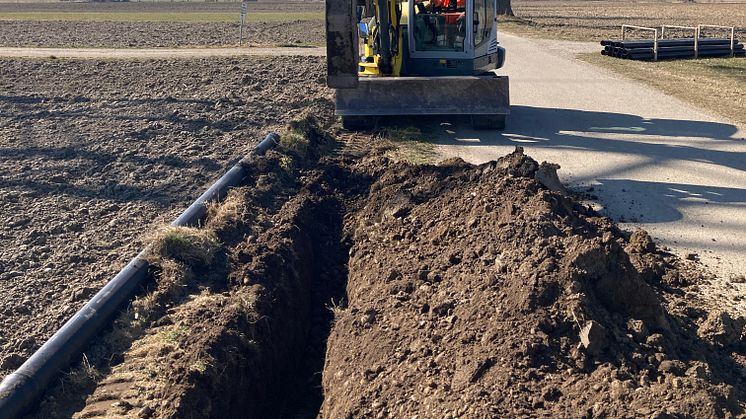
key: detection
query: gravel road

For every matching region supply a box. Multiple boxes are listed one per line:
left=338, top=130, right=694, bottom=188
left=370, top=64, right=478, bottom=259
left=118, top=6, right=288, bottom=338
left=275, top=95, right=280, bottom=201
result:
left=0, top=55, right=331, bottom=374
left=438, top=33, right=746, bottom=314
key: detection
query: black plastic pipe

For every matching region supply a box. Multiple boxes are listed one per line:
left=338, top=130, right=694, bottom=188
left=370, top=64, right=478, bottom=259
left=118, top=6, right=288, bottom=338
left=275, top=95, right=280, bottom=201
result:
left=617, top=44, right=745, bottom=54
left=601, top=38, right=740, bottom=48
left=604, top=44, right=745, bottom=57
left=0, top=132, right=280, bottom=419
left=625, top=49, right=745, bottom=60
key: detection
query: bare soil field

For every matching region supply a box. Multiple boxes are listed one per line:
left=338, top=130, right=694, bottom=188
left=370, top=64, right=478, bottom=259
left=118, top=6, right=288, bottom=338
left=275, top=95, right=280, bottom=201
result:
left=0, top=2, right=323, bottom=13
left=0, top=2, right=324, bottom=47
left=23, top=127, right=746, bottom=418
left=0, top=55, right=331, bottom=379
left=505, top=0, right=746, bottom=41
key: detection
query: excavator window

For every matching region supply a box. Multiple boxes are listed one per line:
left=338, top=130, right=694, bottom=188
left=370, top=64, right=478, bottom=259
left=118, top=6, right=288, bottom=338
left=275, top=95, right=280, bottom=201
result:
left=413, top=0, right=466, bottom=52
left=473, top=0, right=493, bottom=47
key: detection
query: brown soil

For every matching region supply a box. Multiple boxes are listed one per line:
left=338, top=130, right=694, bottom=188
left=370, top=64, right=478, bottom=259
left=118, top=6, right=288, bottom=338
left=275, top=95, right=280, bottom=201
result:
left=0, top=20, right=324, bottom=48
left=0, top=56, right=331, bottom=377
left=0, top=2, right=323, bottom=13
left=322, top=150, right=745, bottom=418
left=25, top=116, right=745, bottom=417
left=0, top=2, right=324, bottom=48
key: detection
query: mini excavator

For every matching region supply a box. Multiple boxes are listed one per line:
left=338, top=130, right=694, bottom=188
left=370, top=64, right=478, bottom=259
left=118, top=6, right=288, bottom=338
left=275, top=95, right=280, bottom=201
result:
left=326, top=0, right=510, bottom=129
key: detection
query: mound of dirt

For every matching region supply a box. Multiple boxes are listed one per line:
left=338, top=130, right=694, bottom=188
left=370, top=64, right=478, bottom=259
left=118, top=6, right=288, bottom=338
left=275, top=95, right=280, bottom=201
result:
left=321, top=148, right=745, bottom=418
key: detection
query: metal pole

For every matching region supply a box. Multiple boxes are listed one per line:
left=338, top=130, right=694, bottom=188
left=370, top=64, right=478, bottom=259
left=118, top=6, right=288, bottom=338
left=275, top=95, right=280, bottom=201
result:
left=239, top=0, right=248, bottom=46
left=731, top=27, right=736, bottom=57
left=654, top=29, right=658, bottom=62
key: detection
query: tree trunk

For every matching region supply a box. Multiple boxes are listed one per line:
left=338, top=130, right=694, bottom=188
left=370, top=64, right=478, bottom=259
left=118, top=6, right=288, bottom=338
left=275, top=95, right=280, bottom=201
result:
left=496, top=0, right=513, bottom=16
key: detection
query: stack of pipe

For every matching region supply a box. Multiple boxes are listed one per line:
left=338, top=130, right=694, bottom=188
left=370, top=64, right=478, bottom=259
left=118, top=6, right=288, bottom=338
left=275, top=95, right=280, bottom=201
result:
left=601, top=38, right=745, bottom=60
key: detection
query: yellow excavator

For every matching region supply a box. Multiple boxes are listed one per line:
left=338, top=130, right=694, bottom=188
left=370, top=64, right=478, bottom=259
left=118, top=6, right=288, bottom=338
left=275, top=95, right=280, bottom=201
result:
left=326, top=0, right=510, bottom=129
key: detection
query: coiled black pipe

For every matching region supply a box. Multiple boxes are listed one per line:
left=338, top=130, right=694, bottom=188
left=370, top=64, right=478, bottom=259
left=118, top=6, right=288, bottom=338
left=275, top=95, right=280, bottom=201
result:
left=0, top=132, right=280, bottom=418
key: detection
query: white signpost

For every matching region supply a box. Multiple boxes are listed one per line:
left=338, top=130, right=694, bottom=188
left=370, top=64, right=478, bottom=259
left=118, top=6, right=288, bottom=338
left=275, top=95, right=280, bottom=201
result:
left=239, top=0, right=249, bottom=46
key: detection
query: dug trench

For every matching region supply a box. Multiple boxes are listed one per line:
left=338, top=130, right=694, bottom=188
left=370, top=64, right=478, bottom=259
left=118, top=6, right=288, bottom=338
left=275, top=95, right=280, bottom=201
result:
left=29, top=118, right=745, bottom=418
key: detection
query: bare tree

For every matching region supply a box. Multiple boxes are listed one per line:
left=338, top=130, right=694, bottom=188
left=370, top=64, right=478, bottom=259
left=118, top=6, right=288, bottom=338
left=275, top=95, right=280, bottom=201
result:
left=496, top=0, right=513, bottom=16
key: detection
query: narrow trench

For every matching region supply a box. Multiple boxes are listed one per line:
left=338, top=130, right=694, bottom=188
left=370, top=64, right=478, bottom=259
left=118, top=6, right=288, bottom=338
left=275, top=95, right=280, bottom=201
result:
left=275, top=197, right=350, bottom=418
left=209, top=195, right=351, bottom=419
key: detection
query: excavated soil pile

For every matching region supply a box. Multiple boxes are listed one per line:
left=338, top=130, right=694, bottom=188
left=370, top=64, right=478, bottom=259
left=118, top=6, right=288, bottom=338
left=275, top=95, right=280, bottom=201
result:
left=322, top=151, right=746, bottom=418
left=30, top=123, right=745, bottom=418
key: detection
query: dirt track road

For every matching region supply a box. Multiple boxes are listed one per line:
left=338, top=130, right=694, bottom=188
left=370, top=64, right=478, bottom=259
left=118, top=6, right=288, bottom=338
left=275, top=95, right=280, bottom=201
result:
left=0, top=46, right=326, bottom=59
left=437, top=33, right=746, bottom=313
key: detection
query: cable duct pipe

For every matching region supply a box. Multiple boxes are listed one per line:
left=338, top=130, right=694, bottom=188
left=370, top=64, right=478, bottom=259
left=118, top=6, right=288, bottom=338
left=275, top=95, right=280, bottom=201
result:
left=0, top=132, right=280, bottom=419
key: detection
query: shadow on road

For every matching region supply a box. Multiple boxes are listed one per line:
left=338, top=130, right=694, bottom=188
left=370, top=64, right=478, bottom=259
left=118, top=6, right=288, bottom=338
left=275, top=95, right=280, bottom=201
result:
left=592, top=178, right=746, bottom=224
left=377, top=106, right=746, bottom=232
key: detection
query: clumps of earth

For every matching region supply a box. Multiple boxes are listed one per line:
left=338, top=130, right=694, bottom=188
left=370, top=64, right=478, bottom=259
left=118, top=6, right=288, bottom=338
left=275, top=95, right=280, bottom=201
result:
left=322, top=149, right=745, bottom=418
left=29, top=117, right=746, bottom=418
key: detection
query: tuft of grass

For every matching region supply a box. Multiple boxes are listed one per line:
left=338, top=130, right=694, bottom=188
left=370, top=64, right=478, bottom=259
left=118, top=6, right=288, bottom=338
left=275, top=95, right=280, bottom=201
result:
left=150, top=226, right=220, bottom=268
left=57, top=353, right=101, bottom=397
left=159, top=325, right=189, bottom=346
left=232, top=288, right=261, bottom=320
left=278, top=155, right=296, bottom=173
left=280, top=130, right=309, bottom=157
left=380, top=126, right=439, bottom=164
left=189, top=359, right=208, bottom=374
left=206, top=188, right=248, bottom=232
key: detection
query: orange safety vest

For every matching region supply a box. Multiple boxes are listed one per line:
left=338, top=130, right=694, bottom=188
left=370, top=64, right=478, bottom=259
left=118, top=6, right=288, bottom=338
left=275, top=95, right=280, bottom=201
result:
left=430, top=0, right=465, bottom=9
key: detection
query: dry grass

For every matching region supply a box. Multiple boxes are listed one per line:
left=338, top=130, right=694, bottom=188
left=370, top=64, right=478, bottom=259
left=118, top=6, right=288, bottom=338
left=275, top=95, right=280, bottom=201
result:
left=206, top=188, right=249, bottom=231
left=503, top=1, right=746, bottom=41
left=379, top=126, right=439, bottom=164
left=150, top=226, right=220, bottom=268
left=280, top=130, right=310, bottom=158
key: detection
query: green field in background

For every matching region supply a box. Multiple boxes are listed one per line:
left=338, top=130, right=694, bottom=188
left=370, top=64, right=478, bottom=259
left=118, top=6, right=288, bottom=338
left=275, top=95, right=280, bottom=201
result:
left=0, top=11, right=323, bottom=22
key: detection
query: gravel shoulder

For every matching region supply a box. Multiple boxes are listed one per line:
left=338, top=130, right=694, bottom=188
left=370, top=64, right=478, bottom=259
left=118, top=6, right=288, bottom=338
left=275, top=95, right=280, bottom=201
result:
left=0, top=55, right=331, bottom=374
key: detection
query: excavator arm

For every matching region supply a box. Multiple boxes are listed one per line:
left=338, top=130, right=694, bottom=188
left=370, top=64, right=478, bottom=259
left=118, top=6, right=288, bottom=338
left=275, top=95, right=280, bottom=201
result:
left=326, top=0, right=359, bottom=88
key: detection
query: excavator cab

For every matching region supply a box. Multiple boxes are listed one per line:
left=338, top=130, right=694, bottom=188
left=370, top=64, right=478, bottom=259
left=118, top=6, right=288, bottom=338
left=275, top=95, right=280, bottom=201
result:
left=326, top=0, right=509, bottom=129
